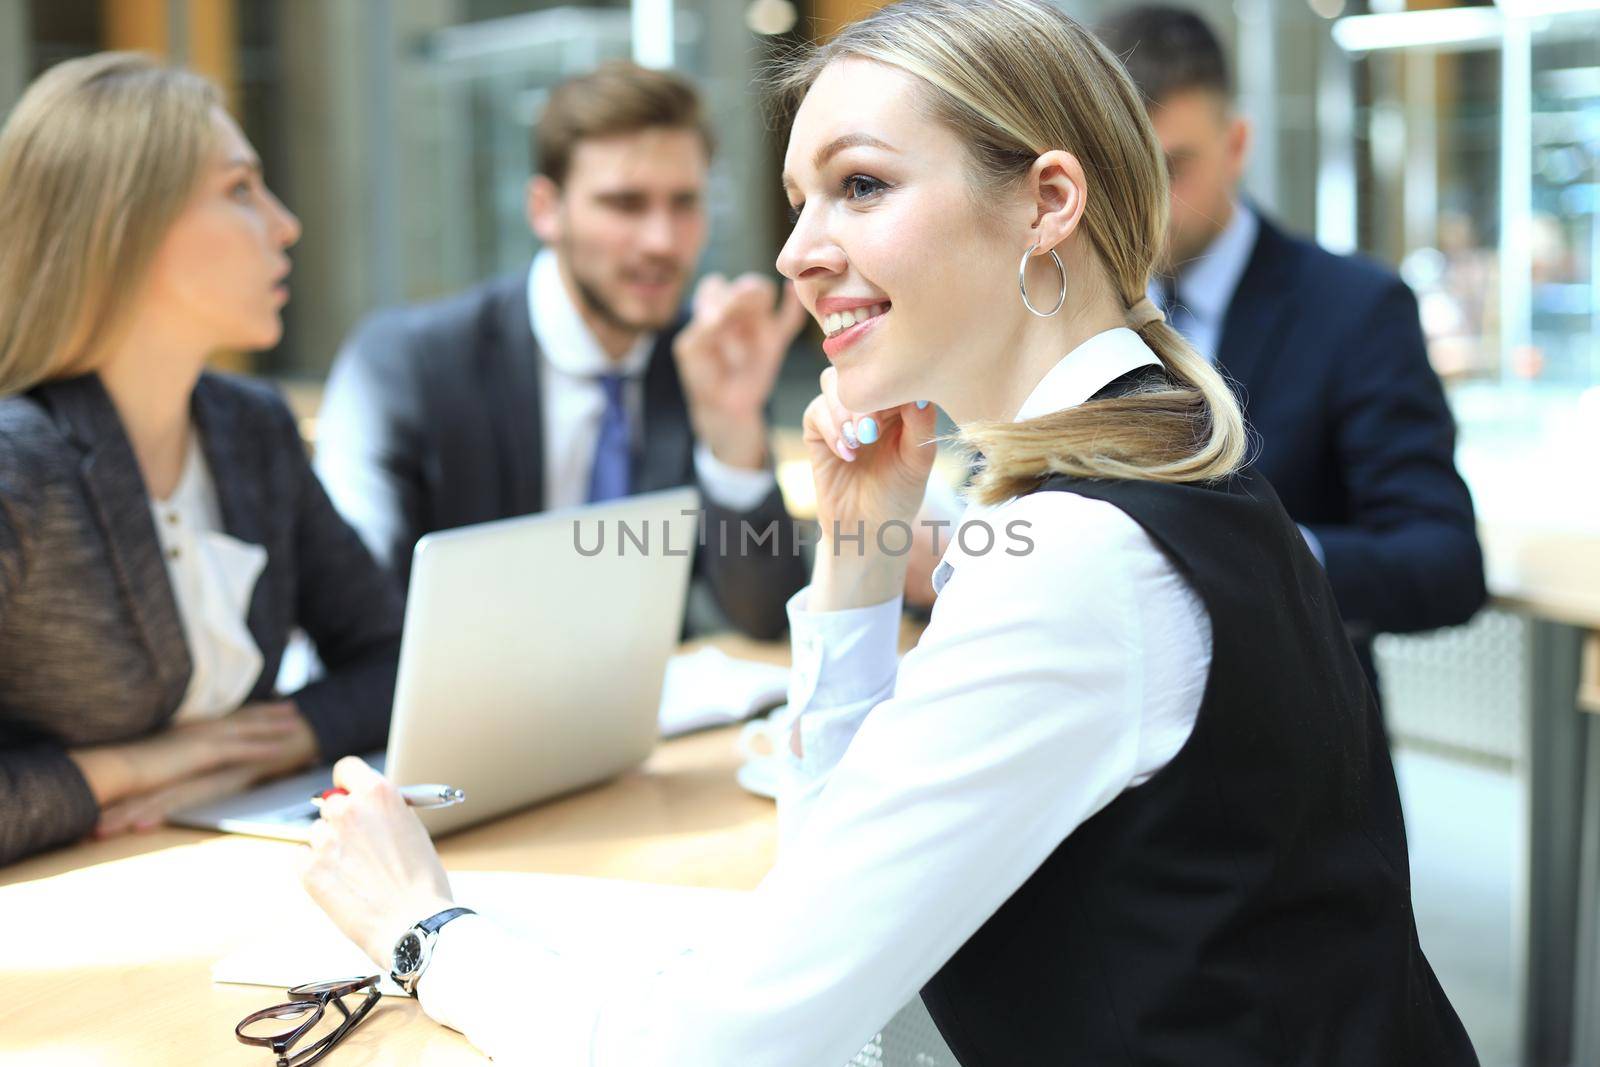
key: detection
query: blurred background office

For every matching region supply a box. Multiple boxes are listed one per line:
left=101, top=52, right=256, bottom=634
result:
left=1, top=1, right=1597, bottom=1065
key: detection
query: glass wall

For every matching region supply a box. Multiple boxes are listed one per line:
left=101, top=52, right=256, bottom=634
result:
left=1351, top=44, right=1502, bottom=382
left=1328, top=5, right=1600, bottom=530
left=1530, top=10, right=1600, bottom=391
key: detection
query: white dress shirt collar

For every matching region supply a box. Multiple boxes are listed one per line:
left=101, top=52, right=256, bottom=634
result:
left=1172, top=199, right=1258, bottom=327
left=1012, top=326, right=1164, bottom=423
left=928, top=327, right=1162, bottom=597
left=527, top=248, right=654, bottom=378
left=523, top=247, right=778, bottom=512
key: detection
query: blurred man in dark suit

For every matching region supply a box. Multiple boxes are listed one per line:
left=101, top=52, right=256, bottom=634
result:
left=316, top=61, right=807, bottom=639
left=1098, top=6, right=1486, bottom=691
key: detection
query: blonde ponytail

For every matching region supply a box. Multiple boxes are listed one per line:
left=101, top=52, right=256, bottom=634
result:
left=959, top=296, right=1249, bottom=504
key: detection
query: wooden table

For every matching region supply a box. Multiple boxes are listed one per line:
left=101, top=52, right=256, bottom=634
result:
left=0, top=727, right=768, bottom=1065
left=0, top=630, right=799, bottom=1065
left=0, top=627, right=927, bottom=1066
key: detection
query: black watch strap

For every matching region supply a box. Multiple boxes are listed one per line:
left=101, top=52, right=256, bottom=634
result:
left=417, top=906, right=475, bottom=935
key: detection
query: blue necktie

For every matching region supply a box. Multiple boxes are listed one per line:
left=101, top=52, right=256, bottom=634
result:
left=586, top=373, right=632, bottom=504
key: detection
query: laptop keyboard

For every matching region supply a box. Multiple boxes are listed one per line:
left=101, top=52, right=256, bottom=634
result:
left=252, top=800, right=320, bottom=825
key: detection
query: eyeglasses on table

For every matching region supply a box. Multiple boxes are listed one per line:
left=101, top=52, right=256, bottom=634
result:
left=235, top=974, right=381, bottom=1067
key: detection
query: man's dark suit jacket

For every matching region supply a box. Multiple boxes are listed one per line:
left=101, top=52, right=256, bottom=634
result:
left=316, top=270, right=808, bottom=641
left=0, top=373, right=403, bottom=865
left=1216, top=212, right=1486, bottom=681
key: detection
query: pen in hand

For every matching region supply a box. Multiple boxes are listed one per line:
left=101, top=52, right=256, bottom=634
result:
left=311, top=784, right=467, bottom=811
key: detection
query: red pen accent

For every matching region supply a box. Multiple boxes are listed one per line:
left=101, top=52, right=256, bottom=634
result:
left=309, top=784, right=466, bottom=810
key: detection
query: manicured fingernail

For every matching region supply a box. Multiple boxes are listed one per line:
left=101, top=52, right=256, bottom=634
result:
left=856, top=416, right=879, bottom=444
left=915, top=400, right=929, bottom=410
left=841, top=421, right=859, bottom=448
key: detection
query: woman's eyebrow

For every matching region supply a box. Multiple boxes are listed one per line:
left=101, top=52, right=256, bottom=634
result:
left=781, top=133, right=897, bottom=197
left=812, top=132, right=896, bottom=170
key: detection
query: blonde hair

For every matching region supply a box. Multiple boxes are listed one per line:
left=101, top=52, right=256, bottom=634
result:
left=0, top=52, right=219, bottom=397
left=774, top=0, right=1249, bottom=502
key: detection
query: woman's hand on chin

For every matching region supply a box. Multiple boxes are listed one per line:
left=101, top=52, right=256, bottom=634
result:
left=801, top=368, right=939, bottom=611
left=300, top=756, right=456, bottom=968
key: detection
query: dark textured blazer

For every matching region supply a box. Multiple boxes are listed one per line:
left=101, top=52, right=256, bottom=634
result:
left=0, top=373, right=403, bottom=866
left=1218, top=213, right=1486, bottom=679
left=314, top=269, right=808, bottom=640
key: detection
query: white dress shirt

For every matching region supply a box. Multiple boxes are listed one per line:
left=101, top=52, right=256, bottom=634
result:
left=527, top=249, right=776, bottom=512
left=148, top=433, right=268, bottom=722
left=416, top=326, right=1213, bottom=1065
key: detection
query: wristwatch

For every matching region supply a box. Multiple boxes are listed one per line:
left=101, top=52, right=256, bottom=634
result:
left=390, top=906, right=476, bottom=996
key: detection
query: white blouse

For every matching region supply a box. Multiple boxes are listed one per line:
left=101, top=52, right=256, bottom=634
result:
left=415, top=327, right=1214, bottom=1066
left=149, top=432, right=268, bottom=722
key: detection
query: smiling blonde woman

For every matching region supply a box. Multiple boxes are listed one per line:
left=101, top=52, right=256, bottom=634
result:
left=301, top=3, right=1478, bottom=1064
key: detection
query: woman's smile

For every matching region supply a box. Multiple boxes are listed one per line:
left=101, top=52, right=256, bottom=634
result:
left=817, top=298, right=891, bottom=359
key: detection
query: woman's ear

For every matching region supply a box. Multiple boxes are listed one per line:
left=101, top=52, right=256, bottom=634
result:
left=1027, top=150, right=1088, bottom=255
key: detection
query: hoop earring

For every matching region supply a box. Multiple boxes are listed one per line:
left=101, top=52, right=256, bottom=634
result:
left=1018, top=242, right=1066, bottom=317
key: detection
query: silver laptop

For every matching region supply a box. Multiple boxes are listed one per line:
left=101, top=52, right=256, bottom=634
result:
left=170, top=486, right=700, bottom=841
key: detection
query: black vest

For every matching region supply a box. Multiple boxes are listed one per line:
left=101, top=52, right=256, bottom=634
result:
left=919, top=468, right=1477, bottom=1066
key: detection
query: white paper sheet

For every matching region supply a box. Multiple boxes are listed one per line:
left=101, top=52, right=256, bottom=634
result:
left=656, top=647, right=788, bottom=738
left=213, top=870, right=747, bottom=997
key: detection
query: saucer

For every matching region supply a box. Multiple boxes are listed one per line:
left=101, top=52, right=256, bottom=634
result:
left=736, top=758, right=784, bottom=800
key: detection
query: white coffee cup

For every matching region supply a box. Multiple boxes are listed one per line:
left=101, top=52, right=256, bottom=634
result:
left=736, top=715, right=796, bottom=799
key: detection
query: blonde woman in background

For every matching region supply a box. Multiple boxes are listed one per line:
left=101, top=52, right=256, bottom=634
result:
left=0, top=54, right=403, bottom=866
left=303, top=2, right=1478, bottom=1063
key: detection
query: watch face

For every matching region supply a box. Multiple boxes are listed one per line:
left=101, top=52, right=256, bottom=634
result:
left=393, top=932, right=423, bottom=974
